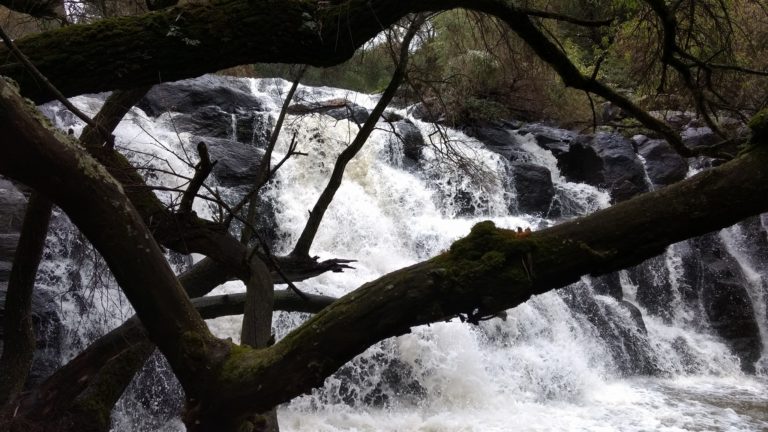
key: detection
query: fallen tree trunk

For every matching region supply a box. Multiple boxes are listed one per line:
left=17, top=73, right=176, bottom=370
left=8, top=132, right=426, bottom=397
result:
left=200, top=140, right=768, bottom=426
left=3, top=71, right=768, bottom=429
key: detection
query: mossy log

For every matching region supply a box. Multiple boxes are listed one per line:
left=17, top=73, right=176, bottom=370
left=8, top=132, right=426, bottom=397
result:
left=3, top=74, right=768, bottom=430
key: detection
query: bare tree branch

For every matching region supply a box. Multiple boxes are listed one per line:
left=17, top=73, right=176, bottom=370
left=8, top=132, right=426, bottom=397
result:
left=292, top=15, right=425, bottom=258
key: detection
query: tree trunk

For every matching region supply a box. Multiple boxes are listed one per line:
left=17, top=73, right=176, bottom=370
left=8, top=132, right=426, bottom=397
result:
left=3, top=71, right=768, bottom=429
left=236, top=256, right=278, bottom=432
left=0, top=193, right=52, bottom=407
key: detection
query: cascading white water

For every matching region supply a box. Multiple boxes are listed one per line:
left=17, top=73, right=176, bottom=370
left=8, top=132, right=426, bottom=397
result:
left=36, top=77, right=768, bottom=431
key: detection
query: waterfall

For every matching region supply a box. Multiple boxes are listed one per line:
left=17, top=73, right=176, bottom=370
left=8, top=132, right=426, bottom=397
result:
left=21, top=76, right=768, bottom=431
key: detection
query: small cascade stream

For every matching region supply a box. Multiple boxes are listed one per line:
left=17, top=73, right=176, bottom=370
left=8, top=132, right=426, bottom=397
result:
left=17, top=75, right=768, bottom=431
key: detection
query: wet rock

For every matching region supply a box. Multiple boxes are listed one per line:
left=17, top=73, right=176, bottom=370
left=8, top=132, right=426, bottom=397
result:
left=465, top=124, right=525, bottom=161
left=590, top=132, right=650, bottom=202
left=326, top=104, right=370, bottom=124
left=0, top=261, right=10, bottom=281
left=173, top=108, right=272, bottom=146
left=627, top=255, right=675, bottom=321
left=631, top=134, right=650, bottom=149
left=137, top=75, right=263, bottom=117
left=555, top=138, right=604, bottom=185
left=381, top=110, right=404, bottom=123
left=518, top=123, right=577, bottom=157
left=507, top=162, right=554, bottom=215
left=407, top=101, right=443, bottom=123
left=0, top=178, right=27, bottom=234
left=591, top=272, right=623, bottom=300
left=681, top=126, right=720, bottom=149
left=691, top=234, right=762, bottom=372
left=332, top=348, right=425, bottom=407
left=392, top=120, right=425, bottom=163
left=171, top=106, right=233, bottom=139
left=559, top=285, right=659, bottom=375
left=620, top=300, right=647, bottom=334
left=638, top=139, right=688, bottom=186
left=194, top=137, right=265, bottom=187
left=545, top=132, right=649, bottom=202
left=288, top=98, right=370, bottom=124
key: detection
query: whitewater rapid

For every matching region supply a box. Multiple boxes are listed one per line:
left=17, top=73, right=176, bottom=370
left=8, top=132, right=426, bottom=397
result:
left=38, top=77, right=768, bottom=431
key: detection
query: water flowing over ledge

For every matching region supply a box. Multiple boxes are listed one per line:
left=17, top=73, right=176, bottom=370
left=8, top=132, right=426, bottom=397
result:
left=3, top=74, right=764, bottom=431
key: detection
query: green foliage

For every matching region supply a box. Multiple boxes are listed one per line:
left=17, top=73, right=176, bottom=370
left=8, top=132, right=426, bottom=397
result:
left=251, top=42, right=395, bottom=93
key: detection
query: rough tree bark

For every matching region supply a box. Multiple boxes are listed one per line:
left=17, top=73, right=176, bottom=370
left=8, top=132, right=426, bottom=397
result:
left=238, top=256, right=279, bottom=432
left=0, top=0, right=709, bottom=158
left=0, top=193, right=52, bottom=407
left=2, top=73, right=768, bottom=430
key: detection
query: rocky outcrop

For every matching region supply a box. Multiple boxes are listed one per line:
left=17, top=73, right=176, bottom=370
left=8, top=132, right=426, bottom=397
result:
left=553, top=132, right=649, bottom=202
left=590, top=132, right=650, bottom=202
left=637, top=139, right=688, bottom=186
left=193, top=136, right=266, bottom=188
left=465, top=124, right=526, bottom=161
left=170, top=107, right=272, bottom=146
left=391, top=120, right=425, bottom=164
left=137, top=75, right=263, bottom=117
left=507, top=162, right=554, bottom=215
left=559, top=284, right=659, bottom=376
left=627, top=255, right=676, bottom=321
left=691, top=233, right=763, bottom=373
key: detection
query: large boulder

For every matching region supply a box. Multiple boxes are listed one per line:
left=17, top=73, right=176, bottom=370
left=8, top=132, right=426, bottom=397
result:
left=507, top=162, right=555, bottom=215
left=518, top=123, right=577, bottom=157
left=171, top=107, right=272, bottom=145
left=195, top=137, right=265, bottom=187
left=559, top=284, right=659, bottom=376
left=637, top=139, right=688, bottom=186
left=691, top=233, right=762, bottom=372
left=465, top=124, right=525, bottom=161
left=137, top=75, right=263, bottom=117
left=590, top=132, right=650, bottom=202
left=391, top=120, right=425, bottom=164
left=681, top=126, right=720, bottom=149
left=556, top=138, right=604, bottom=186
left=626, top=254, right=675, bottom=321
left=538, top=130, right=649, bottom=202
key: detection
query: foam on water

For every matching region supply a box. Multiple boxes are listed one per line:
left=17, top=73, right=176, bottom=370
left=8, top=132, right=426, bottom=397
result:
left=33, top=78, right=768, bottom=431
